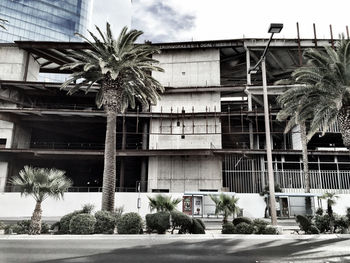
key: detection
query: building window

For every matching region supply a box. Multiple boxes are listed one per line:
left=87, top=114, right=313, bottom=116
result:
left=152, top=189, right=169, bottom=193
left=0, top=138, right=6, bottom=148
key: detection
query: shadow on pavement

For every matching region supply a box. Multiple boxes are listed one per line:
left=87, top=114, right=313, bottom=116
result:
left=36, top=237, right=350, bottom=263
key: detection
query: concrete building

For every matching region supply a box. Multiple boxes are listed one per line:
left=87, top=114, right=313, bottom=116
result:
left=0, top=38, right=350, bottom=218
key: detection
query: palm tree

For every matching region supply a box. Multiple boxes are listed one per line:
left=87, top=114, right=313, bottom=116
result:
left=277, top=80, right=316, bottom=214
left=11, top=166, right=72, bottom=235
left=148, top=194, right=181, bottom=212
left=287, top=37, right=350, bottom=147
left=321, top=192, right=338, bottom=218
left=60, top=23, right=164, bottom=212
left=0, top=18, right=8, bottom=30
left=209, top=193, right=240, bottom=223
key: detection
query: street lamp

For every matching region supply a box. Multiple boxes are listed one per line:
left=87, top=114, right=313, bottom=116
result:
left=249, top=23, right=283, bottom=226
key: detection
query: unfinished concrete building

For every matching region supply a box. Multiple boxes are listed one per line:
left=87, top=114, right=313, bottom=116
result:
left=0, top=38, right=349, bottom=203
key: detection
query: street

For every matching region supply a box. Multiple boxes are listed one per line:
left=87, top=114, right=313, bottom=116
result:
left=1, top=236, right=350, bottom=263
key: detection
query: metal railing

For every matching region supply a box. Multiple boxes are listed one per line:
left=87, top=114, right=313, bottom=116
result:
left=4, top=186, right=138, bottom=193
left=223, top=169, right=350, bottom=194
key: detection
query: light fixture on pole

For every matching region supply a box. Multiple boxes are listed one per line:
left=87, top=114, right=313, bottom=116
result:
left=248, top=23, right=283, bottom=226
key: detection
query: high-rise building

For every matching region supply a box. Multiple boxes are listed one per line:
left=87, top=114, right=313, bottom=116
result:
left=0, top=0, right=92, bottom=43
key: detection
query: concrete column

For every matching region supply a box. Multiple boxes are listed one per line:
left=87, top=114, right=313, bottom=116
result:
left=140, top=119, right=149, bottom=192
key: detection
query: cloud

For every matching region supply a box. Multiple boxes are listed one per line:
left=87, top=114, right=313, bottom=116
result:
left=132, top=0, right=196, bottom=42
left=89, top=0, right=132, bottom=37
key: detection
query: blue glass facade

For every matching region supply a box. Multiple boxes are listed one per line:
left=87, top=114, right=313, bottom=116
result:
left=0, top=0, right=91, bottom=42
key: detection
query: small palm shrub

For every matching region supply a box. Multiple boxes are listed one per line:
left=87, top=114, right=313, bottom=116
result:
left=171, top=211, right=192, bottom=234
left=209, top=193, right=240, bottom=223
left=296, top=215, right=320, bottom=234
left=191, top=218, right=205, bottom=234
left=11, top=166, right=72, bottom=235
left=69, top=214, right=96, bottom=234
left=234, top=222, right=255, bottom=234
left=233, top=217, right=252, bottom=226
left=117, top=212, right=143, bottom=234
left=222, top=222, right=235, bottom=234
left=148, top=195, right=181, bottom=212
left=146, top=212, right=170, bottom=234
left=94, top=211, right=116, bottom=234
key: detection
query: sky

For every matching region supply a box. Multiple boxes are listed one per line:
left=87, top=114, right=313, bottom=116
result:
left=90, top=0, right=350, bottom=42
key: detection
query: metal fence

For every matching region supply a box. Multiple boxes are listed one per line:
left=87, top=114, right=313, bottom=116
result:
left=223, top=169, right=350, bottom=194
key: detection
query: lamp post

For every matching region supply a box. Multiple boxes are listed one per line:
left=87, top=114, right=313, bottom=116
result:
left=249, top=23, right=283, bottom=226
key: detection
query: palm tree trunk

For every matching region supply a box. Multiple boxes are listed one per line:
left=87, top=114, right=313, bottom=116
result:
left=100, top=77, right=122, bottom=212
left=338, top=108, right=350, bottom=148
left=101, top=110, right=117, bottom=211
left=29, top=201, right=42, bottom=235
left=300, top=122, right=312, bottom=215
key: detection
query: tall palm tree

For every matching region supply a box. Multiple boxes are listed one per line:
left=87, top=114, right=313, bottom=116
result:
left=11, top=166, right=72, bottom=235
left=288, top=37, right=350, bottom=146
left=277, top=80, right=316, bottom=214
left=209, top=193, right=240, bottom=223
left=60, top=23, right=164, bottom=212
left=148, top=194, right=181, bottom=212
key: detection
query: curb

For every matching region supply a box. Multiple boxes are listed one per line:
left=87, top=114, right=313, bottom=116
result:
left=0, top=234, right=349, bottom=240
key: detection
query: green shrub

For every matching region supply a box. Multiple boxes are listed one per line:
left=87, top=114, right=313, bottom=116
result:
left=222, top=222, right=235, bottom=234
left=190, top=218, right=205, bottom=234
left=69, top=214, right=96, bottom=234
left=145, top=212, right=170, bottom=234
left=315, top=214, right=331, bottom=233
left=262, top=226, right=278, bottom=234
left=4, top=225, right=12, bottom=234
left=94, top=211, right=116, bottom=234
left=296, top=215, right=313, bottom=232
left=233, top=217, right=252, bottom=226
left=114, top=206, right=124, bottom=225
left=309, top=225, right=320, bottom=234
left=346, top=208, right=350, bottom=221
left=50, top=222, right=60, bottom=231
left=334, top=216, right=350, bottom=233
left=171, top=211, right=192, bottom=234
left=252, top=219, right=269, bottom=234
left=234, top=222, right=255, bottom=234
left=41, top=222, right=50, bottom=234
left=59, top=211, right=82, bottom=234
left=316, top=208, right=324, bottom=216
left=0, top=221, right=6, bottom=230
left=117, top=212, right=143, bottom=234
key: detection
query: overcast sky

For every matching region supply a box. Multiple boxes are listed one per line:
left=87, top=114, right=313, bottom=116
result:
left=90, top=0, right=350, bottom=42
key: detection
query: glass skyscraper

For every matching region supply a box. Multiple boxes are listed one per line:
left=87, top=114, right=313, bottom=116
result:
left=0, top=0, right=92, bottom=43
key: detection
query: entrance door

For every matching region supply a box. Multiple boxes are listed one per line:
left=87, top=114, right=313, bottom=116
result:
left=281, top=197, right=289, bottom=218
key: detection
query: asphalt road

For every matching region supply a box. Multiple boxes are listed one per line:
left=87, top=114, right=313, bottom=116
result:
left=1, top=236, right=350, bottom=263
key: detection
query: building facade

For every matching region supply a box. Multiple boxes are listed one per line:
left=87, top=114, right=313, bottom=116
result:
left=0, top=0, right=91, bottom=42
left=0, top=38, right=350, bottom=217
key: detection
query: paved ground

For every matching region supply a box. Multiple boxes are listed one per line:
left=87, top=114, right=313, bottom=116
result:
left=1, top=235, right=350, bottom=263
